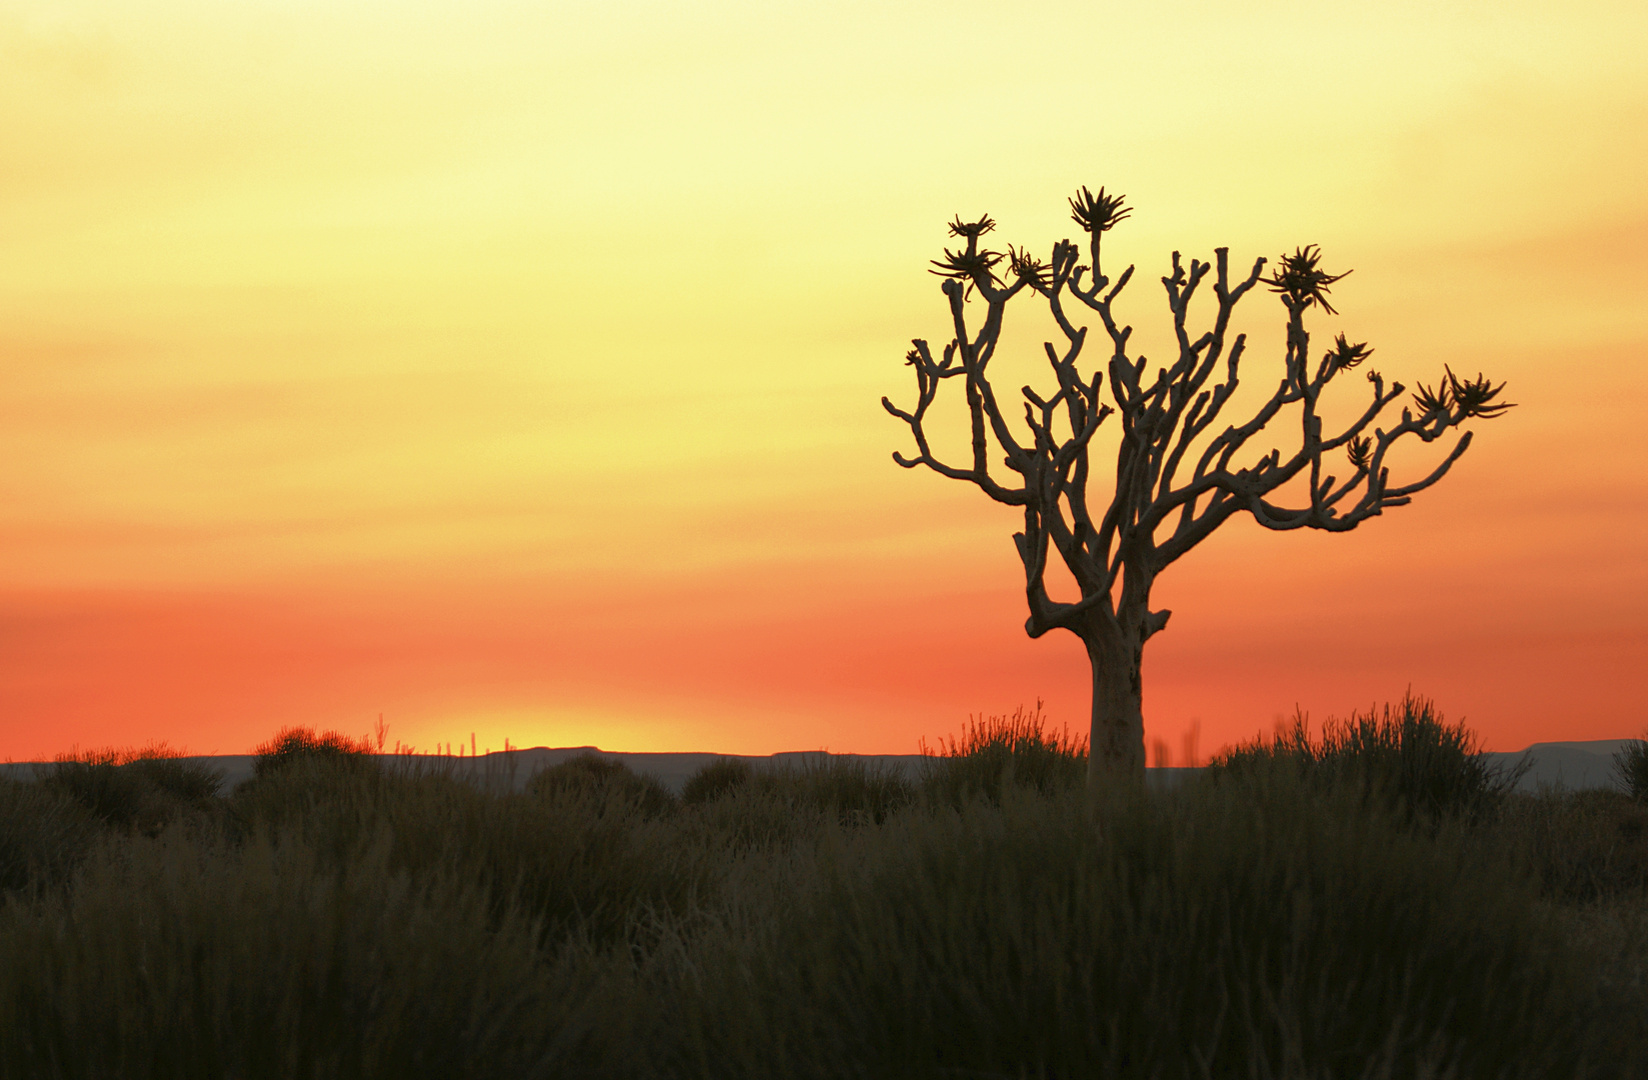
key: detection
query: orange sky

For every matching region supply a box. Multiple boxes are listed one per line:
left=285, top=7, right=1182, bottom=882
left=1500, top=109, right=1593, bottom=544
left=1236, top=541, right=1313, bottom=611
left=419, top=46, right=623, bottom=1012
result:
left=3, top=1, right=1645, bottom=761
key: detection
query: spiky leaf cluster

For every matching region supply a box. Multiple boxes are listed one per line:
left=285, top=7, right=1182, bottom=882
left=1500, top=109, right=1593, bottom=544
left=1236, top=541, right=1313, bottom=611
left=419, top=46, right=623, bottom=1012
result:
left=1068, top=186, right=1131, bottom=234
left=1346, top=435, right=1372, bottom=471
left=1325, top=333, right=1373, bottom=373
left=1411, top=366, right=1516, bottom=422
left=1412, top=379, right=1450, bottom=417
left=1445, top=366, right=1516, bottom=420
left=1007, top=244, right=1051, bottom=290
left=1265, top=245, right=1351, bottom=315
left=929, top=247, right=1003, bottom=286
left=947, top=214, right=996, bottom=239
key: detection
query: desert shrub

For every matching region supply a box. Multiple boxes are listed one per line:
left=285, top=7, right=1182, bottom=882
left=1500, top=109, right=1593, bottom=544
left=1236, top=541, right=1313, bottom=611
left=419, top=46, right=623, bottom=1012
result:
left=233, top=756, right=715, bottom=953
left=36, top=755, right=151, bottom=830
left=10, top=714, right=1642, bottom=1079
left=38, top=744, right=223, bottom=836
left=916, top=700, right=1087, bottom=810
left=0, top=824, right=648, bottom=1080
left=681, top=757, right=757, bottom=805
left=528, top=753, right=678, bottom=819
left=231, top=729, right=384, bottom=844
left=1613, top=737, right=1648, bottom=802
left=668, top=768, right=1602, bottom=1080
left=228, top=752, right=392, bottom=859
left=675, top=780, right=836, bottom=854
left=1206, top=691, right=1527, bottom=828
left=1493, top=787, right=1648, bottom=904
left=1538, top=896, right=1648, bottom=1067
left=398, top=778, right=712, bottom=952
left=0, top=777, right=102, bottom=894
left=252, top=726, right=379, bottom=780
left=675, top=757, right=915, bottom=854
left=764, top=756, right=917, bottom=827
left=137, top=758, right=222, bottom=811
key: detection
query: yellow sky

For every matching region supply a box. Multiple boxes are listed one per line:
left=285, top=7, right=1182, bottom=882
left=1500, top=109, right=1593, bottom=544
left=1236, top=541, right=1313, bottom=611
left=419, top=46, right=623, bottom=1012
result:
left=1, top=0, right=1644, bottom=757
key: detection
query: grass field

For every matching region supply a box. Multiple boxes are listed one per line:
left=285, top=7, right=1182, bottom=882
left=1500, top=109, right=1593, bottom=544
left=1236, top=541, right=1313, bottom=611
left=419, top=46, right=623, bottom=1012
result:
left=2, top=696, right=1646, bottom=1079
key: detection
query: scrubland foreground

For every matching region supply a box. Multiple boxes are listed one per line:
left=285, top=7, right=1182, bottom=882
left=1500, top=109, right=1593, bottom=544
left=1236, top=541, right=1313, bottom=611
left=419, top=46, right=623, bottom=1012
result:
left=3, top=695, right=1648, bottom=1080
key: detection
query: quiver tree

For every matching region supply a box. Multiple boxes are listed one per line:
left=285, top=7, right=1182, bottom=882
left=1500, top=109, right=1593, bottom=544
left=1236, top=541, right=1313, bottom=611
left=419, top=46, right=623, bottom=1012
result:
left=883, top=187, right=1513, bottom=790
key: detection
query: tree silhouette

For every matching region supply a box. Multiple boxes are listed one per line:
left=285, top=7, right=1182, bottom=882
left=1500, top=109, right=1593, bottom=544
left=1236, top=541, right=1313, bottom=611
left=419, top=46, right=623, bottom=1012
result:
left=883, top=188, right=1513, bottom=789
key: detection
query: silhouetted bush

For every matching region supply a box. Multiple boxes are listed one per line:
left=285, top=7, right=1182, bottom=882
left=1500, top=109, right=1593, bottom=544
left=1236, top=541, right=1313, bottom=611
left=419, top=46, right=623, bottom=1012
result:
left=252, top=726, right=379, bottom=780
left=0, top=826, right=640, bottom=1079
left=1493, top=787, right=1648, bottom=905
left=916, top=700, right=1087, bottom=810
left=1614, top=737, right=1648, bottom=803
left=767, top=756, right=916, bottom=827
left=151, top=757, right=221, bottom=798
left=669, top=769, right=1600, bottom=1080
left=682, top=754, right=915, bottom=831
left=230, top=754, right=711, bottom=951
left=1206, top=691, right=1529, bottom=828
left=38, top=745, right=222, bottom=835
left=681, top=757, right=757, bottom=805
left=527, top=753, right=678, bottom=819
left=0, top=776, right=102, bottom=893
left=3, top=717, right=1643, bottom=1078
left=228, top=752, right=402, bottom=864
left=674, top=778, right=834, bottom=853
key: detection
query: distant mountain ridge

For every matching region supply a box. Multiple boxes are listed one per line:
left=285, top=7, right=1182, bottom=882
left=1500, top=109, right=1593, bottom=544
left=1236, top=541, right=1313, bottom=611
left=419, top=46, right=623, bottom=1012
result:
left=2, top=739, right=1636, bottom=797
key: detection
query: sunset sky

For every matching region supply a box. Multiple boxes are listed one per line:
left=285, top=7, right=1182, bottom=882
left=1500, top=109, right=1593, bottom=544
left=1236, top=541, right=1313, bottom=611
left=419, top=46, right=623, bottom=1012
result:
left=3, top=0, right=1645, bottom=762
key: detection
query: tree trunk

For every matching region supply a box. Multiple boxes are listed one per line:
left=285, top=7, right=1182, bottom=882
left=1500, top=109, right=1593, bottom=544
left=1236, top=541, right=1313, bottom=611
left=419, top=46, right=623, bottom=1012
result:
left=1085, top=626, right=1146, bottom=790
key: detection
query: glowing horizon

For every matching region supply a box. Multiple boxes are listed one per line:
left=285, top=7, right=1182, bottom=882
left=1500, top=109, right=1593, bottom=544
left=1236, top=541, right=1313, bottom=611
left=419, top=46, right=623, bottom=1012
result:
left=3, top=1, right=1645, bottom=763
